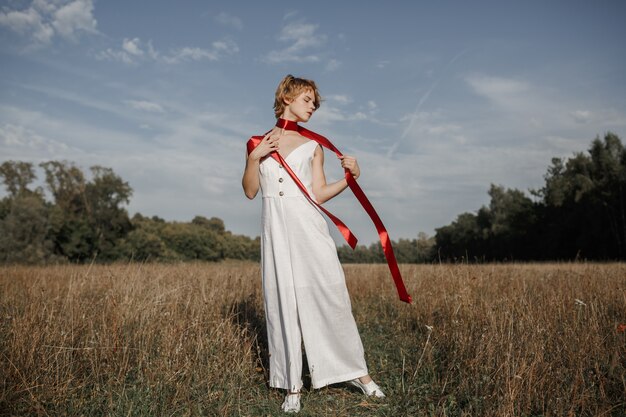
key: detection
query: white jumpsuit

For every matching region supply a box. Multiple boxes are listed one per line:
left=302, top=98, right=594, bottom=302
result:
left=259, top=139, right=368, bottom=391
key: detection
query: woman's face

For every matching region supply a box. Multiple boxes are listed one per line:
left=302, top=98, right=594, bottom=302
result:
left=284, top=89, right=317, bottom=122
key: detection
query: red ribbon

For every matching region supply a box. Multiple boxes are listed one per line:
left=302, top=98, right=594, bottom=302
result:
left=247, top=118, right=412, bottom=304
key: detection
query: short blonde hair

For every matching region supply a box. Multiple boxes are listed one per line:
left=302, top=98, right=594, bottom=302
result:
left=273, top=74, right=322, bottom=119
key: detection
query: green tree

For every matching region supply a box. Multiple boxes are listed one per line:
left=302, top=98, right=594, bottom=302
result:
left=416, top=232, right=436, bottom=261
left=0, top=161, right=38, bottom=197
left=39, top=161, right=87, bottom=214
left=221, top=233, right=261, bottom=261
left=0, top=194, right=57, bottom=264
left=536, top=132, right=626, bottom=258
left=192, top=216, right=225, bottom=233
left=38, top=161, right=91, bottom=260
left=485, top=184, right=537, bottom=259
left=39, top=161, right=133, bottom=261
left=160, top=222, right=224, bottom=261
left=85, top=166, right=133, bottom=260
left=435, top=212, right=483, bottom=261
left=435, top=132, right=626, bottom=261
left=0, top=161, right=56, bottom=263
left=117, top=228, right=168, bottom=261
left=337, top=233, right=434, bottom=264
left=587, top=133, right=626, bottom=257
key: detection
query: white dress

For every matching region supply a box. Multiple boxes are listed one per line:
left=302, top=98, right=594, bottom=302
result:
left=259, top=139, right=368, bottom=391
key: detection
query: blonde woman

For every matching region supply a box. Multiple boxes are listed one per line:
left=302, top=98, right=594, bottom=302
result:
left=242, top=75, right=384, bottom=413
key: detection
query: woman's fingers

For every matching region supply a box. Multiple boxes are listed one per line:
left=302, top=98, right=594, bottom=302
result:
left=338, top=155, right=359, bottom=178
left=340, top=156, right=356, bottom=166
left=263, top=133, right=279, bottom=151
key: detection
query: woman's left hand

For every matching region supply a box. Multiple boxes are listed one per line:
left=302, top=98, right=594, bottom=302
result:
left=339, top=155, right=360, bottom=180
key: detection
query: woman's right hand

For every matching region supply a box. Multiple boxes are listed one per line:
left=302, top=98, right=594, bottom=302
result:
left=249, top=127, right=282, bottom=161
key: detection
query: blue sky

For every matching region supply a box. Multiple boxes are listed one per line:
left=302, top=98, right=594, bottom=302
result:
left=1, top=0, right=625, bottom=245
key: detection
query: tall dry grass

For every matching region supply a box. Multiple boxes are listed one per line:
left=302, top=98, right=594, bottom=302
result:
left=0, top=262, right=624, bottom=416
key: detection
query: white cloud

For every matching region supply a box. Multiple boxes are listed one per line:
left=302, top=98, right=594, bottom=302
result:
left=163, top=40, right=239, bottom=64
left=122, top=38, right=144, bottom=56
left=0, top=123, right=72, bottom=155
left=325, top=58, right=341, bottom=71
left=212, top=40, right=233, bottom=52
left=20, top=82, right=138, bottom=120
left=97, top=37, right=238, bottom=65
left=282, top=10, right=299, bottom=21
left=163, top=47, right=218, bottom=63
left=465, top=74, right=530, bottom=107
left=0, top=5, right=54, bottom=44
left=261, top=20, right=342, bottom=70
left=215, top=12, right=242, bottom=30
left=97, top=47, right=133, bottom=64
left=529, top=117, right=542, bottom=128
left=461, top=73, right=626, bottom=144
left=0, top=0, right=96, bottom=46
left=0, top=104, right=140, bottom=158
left=394, top=110, right=469, bottom=157
left=326, top=95, right=352, bottom=105
left=124, top=100, right=165, bottom=113
left=262, top=21, right=327, bottom=64
left=279, top=23, right=323, bottom=47
left=97, top=37, right=159, bottom=64
left=543, top=135, right=590, bottom=153
left=571, top=110, right=591, bottom=123
left=50, top=0, right=97, bottom=40
left=313, top=105, right=368, bottom=125
left=467, top=75, right=529, bottom=96
left=97, top=38, right=147, bottom=64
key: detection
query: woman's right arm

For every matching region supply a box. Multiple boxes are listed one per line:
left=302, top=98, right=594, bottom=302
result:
left=242, top=129, right=281, bottom=199
left=242, top=152, right=262, bottom=199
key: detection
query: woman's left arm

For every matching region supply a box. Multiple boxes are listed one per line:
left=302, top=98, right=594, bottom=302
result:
left=311, top=145, right=360, bottom=204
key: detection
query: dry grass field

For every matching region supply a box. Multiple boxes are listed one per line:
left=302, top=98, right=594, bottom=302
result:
left=0, top=262, right=624, bottom=416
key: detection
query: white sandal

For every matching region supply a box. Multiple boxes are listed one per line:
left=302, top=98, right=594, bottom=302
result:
left=348, top=378, right=386, bottom=398
left=281, top=392, right=301, bottom=413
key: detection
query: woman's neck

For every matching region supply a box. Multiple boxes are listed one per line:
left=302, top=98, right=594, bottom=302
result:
left=280, top=109, right=305, bottom=123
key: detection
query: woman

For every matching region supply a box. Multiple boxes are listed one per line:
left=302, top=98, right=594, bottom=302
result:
left=242, top=75, right=384, bottom=413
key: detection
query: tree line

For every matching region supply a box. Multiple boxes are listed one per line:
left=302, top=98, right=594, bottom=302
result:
left=0, top=161, right=259, bottom=264
left=1, top=132, right=624, bottom=264
left=334, top=132, right=625, bottom=262
left=434, top=132, right=625, bottom=261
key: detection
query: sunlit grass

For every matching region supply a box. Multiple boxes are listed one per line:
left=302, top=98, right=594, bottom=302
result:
left=1, top=262, right=624, bottom=416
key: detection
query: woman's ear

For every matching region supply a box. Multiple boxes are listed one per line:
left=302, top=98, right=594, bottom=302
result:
left=283, top=96, right=292, bottom=105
